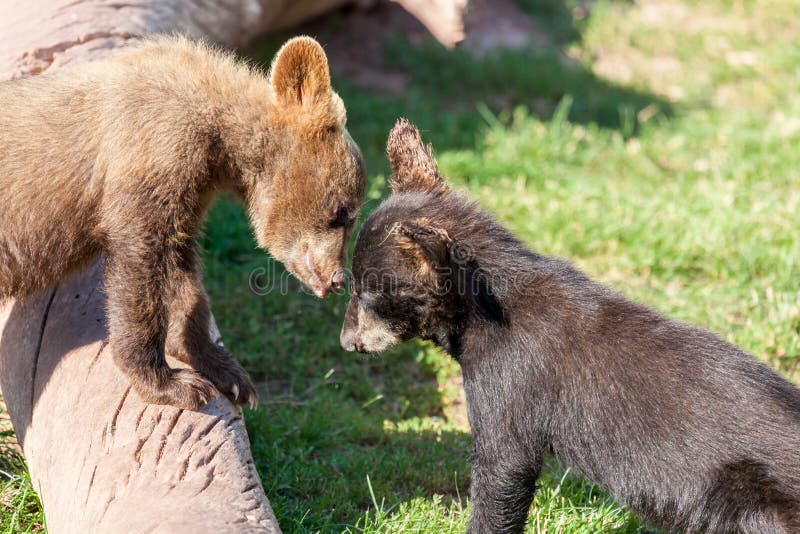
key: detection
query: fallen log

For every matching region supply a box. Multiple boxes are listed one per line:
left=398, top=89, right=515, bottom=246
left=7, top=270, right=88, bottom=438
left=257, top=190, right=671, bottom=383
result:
left=0, top=262, right=279, bottom=532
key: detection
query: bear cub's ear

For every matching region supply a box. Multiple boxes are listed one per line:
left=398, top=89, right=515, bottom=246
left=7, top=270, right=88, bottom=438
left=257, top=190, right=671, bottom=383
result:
left=393, top=219, right=452, bottom=285
left=387, top=119, right=444, bottom=194
left=270, top=36, right=331, bottom=110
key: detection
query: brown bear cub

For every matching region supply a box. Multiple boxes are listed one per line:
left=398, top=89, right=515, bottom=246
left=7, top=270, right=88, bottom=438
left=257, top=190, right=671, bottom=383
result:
left=340, top=119, right=800, bottom=533
left=0, top=36, right=365, bottom=410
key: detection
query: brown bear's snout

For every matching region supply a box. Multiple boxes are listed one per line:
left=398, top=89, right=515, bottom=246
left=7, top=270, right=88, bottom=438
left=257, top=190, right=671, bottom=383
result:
left=330, top=268, right=346, bottom=294
left=309, top=266, right=346, bottom=298
left=289, top=240, right=348, bottom=298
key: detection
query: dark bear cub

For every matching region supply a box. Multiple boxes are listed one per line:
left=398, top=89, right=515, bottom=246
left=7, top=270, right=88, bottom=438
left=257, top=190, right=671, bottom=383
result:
left=340, top=119, right=800, bottom=533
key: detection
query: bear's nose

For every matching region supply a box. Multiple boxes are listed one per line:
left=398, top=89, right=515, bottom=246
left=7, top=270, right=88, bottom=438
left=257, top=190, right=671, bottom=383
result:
left=330, top=269, right=346, bottom=294
left=340, top=326, right=357, bottom=352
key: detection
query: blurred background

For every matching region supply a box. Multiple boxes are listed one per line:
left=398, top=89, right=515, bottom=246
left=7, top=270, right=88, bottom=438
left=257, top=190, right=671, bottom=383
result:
left=3, top=0, right=800, bottom=531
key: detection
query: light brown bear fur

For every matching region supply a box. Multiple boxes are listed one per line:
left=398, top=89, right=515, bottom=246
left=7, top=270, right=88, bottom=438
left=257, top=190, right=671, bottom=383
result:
left=0, top=35, right=365, bottom=409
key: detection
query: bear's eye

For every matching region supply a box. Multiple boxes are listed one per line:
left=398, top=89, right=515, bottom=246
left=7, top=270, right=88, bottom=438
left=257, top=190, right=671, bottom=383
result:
left=329, top=205, right=350, bottom=228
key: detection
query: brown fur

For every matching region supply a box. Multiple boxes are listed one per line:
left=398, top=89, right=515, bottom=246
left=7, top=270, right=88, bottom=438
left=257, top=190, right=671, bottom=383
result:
left=0, top=35, right=365, bottom=409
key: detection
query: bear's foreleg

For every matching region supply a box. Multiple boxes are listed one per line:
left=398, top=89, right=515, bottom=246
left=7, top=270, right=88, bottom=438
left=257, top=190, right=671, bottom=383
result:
left=466, top=431, right=540, bottom=534
left=165, top=247, right=258, bottom=408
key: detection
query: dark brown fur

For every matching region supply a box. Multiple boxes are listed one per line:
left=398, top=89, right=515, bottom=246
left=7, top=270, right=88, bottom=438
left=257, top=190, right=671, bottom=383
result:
left=340, top=119, right=800, bottom=533
left=0, top=36, right=365, bottom=409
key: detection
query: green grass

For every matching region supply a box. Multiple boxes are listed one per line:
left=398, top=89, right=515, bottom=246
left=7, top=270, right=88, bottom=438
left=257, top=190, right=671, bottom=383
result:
left=3, top=0, right=800, bottom=531
left=1, top=406, right=44, bottom=533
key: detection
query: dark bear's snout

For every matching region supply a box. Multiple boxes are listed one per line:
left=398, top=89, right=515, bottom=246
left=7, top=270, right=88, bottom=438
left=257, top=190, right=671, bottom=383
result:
left=340, top=296, right=360, bottom=352
left=339, top=327, right=358, bottom=352
left=338, top=294, right=401, bottom=353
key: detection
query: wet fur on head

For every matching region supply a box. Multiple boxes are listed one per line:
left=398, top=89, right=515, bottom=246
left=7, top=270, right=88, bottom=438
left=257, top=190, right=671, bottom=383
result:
left=340, top=119, right=800, bottom=533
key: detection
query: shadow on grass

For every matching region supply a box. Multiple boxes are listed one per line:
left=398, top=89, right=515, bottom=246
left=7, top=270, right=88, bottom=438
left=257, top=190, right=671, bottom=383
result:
left=246, top=0, right=667, bottom=173
left=201, top=202, right=473, bottom=530
left=199, top=194, right=472, bottom=530
left=199, top=1, right=669, bottom=530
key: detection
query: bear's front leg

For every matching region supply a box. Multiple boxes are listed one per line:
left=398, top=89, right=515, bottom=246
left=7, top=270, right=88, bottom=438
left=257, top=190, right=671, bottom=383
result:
left=104, top=237, right=217, bottom=410
left=466, top=428, right=540, bottom=534
left=165, top=247, right=258, bottom=409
